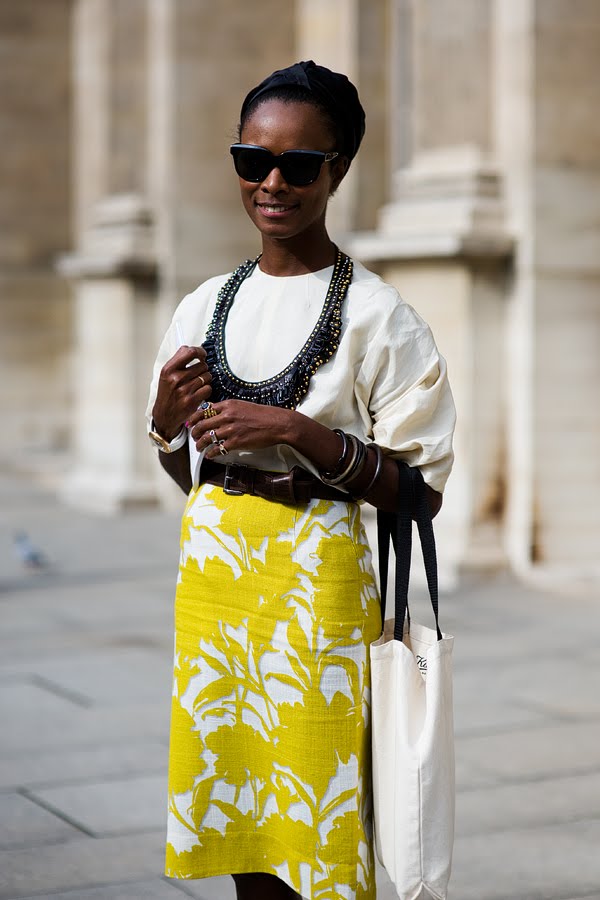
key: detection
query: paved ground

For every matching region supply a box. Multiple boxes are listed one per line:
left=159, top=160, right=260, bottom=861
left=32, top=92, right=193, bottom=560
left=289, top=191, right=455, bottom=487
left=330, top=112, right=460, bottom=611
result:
left=1, top=471, right=600, bottom=900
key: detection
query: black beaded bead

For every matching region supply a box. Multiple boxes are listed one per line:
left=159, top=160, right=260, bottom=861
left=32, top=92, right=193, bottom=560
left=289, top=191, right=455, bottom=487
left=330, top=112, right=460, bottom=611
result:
left=203, top=250, right=353, bottom=409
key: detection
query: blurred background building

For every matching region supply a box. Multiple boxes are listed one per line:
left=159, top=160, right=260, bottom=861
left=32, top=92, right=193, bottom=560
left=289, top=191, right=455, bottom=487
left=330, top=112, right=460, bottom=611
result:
left=1, top=0, right=599, bottom=583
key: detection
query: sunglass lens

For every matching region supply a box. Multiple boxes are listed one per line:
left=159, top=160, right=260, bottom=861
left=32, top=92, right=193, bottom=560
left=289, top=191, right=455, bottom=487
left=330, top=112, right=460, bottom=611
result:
left=232, top=147, right=271, bottom=182
left=281, top=153, right=322, bottom=186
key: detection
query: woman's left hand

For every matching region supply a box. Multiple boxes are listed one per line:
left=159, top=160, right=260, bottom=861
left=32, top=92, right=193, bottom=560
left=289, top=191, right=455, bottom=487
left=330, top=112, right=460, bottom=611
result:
left=187, top=399, right=290, bottom=459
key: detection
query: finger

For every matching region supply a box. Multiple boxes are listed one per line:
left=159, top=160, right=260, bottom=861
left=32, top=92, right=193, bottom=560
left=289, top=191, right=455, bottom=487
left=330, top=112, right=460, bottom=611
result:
left=204, top=443, right=228, bottom=460
left=197, top=428, right=223, bottom=455
left=167, top=344, right=207, bottom=370
left=188, top=401, right=222, bottom=434
left=193, top=372, right=213, bottom=391
left=203, top=434, right=232, bottom=459
left=190, top=418, right=216, bottom=443
left=179, top=369, right=213, bottom=393
left=198, top=419, right=232, bottom=450
left=190, top=383, right=213, bottom=408
left=178, top=362, right=212, bottom=384
left=179, top=344, right=207, bottom=362
left=174, top=382, right=213, bottom=423
left=181, top=386, right=213, bottom=427
left=158, top=374, right=211, bottom=422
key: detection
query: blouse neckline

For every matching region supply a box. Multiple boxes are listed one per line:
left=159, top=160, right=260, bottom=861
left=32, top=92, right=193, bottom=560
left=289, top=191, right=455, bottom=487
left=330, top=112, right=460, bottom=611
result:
left=255, top=263, right=335, bottom=281
left=202, top=251, right=353, bottom=408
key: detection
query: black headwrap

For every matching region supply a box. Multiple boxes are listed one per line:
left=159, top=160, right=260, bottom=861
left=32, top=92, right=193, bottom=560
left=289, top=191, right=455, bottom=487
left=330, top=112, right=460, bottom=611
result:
left=240, top=60, right=366, bottom=161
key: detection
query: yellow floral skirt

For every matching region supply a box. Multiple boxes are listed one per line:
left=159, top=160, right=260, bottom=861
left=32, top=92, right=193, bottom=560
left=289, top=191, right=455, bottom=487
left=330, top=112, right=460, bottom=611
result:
left=165, top=484, right=382, bottom=899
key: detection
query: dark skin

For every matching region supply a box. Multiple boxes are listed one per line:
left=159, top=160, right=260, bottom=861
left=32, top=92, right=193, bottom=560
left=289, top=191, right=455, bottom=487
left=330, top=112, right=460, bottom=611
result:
left=152, top=98, right=441, bottom=900
left=153, top=98, right=442, bottom=518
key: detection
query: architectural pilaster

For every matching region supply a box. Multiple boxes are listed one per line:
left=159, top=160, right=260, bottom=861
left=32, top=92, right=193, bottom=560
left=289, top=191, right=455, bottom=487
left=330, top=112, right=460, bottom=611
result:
left=350, top=145, right=513, bottom=577
left=295, top=0, right=389, bottom=235
left=62, top=0, right=295, bottom=511
left=59, top=195, right=159, bottom=512
left=0, top=1, right=73, bottom=469
left=496, top=0, right=600, bottom=576
left=349, top=1, right=512, bottom=578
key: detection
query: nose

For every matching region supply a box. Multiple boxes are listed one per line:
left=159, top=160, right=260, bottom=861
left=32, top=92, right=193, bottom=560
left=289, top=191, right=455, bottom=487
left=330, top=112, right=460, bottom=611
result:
left=260, top=166, right=289, bottom=193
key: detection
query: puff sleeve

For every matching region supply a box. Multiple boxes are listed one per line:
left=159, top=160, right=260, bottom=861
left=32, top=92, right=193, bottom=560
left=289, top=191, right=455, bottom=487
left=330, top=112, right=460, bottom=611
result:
left=357, top=297, right=456, bottom=493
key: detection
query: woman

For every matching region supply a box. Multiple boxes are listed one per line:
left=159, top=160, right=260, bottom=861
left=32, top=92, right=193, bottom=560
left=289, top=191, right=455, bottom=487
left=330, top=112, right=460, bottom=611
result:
left=147, top=61, right=455, bottom=900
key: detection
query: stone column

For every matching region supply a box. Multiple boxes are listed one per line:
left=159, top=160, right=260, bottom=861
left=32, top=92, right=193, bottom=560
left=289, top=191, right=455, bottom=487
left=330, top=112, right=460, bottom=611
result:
left=0, top=1, right=73, bottom=472
left=496, top=0, right=600, bottom=576
left=295, top=0, right=389, bottom=236
left=295, top=0, right=360, bottom=237
left=59, top=0, right=157, bottom=512
left=62, top=0, right=295, bottom=511
left=349, top=0, right=513, bottom=579
left=59, top=195, right=158, bottom=512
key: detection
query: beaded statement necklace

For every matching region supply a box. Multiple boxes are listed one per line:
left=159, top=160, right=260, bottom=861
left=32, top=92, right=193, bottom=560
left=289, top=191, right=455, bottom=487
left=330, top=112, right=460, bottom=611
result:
left=203, top=249, right=353, bottom=409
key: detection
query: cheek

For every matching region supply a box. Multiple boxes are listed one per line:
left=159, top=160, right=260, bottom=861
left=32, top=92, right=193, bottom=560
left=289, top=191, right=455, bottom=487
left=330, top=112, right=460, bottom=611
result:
left=240, top=185, right=256, bottom=213
left=307, top=185, right=331, bottom=216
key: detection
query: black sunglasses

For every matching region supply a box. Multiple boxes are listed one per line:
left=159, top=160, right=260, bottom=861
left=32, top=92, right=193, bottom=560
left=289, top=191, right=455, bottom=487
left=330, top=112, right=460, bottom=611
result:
left=230, top=144, right=339, bottom=187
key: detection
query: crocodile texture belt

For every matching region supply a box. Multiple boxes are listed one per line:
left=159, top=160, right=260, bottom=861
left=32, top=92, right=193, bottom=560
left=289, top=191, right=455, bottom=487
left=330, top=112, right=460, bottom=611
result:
left=200, top=461, right=350, bottom=505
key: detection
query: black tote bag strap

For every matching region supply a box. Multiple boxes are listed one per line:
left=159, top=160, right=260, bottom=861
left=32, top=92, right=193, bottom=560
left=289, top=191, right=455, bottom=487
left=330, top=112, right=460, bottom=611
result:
left=377, top=461, right=442, bottom=643
left=412, top=466, right=442, bottom=640
left=376, top=461, right=413, bottom=640
left=376, top=508, right=392, bottom=617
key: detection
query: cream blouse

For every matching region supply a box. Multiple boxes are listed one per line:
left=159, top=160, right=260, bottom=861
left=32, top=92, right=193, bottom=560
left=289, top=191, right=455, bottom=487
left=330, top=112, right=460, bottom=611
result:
left=146, top=259, right=456, bottom=493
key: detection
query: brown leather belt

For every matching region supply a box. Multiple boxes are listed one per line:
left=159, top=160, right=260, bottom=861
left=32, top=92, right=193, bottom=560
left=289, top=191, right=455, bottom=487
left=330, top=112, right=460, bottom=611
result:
left=201, top=460, right=350, bottom=505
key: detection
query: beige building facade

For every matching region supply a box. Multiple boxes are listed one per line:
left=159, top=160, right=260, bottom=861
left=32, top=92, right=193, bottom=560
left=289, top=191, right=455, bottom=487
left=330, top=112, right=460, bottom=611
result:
left=2, top=0, right=599, bottom=582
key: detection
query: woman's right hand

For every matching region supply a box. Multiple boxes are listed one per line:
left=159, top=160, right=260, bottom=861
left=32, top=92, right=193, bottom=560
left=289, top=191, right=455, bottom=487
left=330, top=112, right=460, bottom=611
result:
left=152, top=345, right=212, bottom=440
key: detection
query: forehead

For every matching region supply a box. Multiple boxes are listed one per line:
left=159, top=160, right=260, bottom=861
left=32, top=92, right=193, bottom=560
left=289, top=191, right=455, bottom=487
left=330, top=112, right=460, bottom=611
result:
left=240, top=98, right=335, bottom=152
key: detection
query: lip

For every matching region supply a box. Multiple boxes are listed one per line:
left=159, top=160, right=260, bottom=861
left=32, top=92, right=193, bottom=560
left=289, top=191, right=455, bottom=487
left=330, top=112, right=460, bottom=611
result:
left=255, top=202, right=299, bottom=219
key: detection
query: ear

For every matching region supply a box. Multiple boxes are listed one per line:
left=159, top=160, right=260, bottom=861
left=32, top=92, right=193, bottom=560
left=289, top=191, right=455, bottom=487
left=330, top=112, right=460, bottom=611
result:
left=329, top=155, right=351, bottom=195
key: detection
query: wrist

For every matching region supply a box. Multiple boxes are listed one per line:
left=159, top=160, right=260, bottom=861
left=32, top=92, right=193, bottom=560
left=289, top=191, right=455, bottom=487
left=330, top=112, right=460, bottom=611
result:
left=278, top=408, right=300, bottom=448
left=282, top=411, right=349, bottom=474
left=151, top=416, right=180, bottom=443
left=149, top=419, right=187, bottom=453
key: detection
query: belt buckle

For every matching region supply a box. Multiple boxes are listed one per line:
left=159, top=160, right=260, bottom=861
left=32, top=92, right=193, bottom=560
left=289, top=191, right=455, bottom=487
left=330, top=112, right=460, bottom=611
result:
left=223, top=464, right=244, bottom=496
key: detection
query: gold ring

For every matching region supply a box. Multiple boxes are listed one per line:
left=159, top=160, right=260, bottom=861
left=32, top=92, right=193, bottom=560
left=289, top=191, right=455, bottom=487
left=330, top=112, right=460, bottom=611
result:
left=218, top=440, right=227, bottom=456
left=198, top=375, right=205, bottom=387
left=200, top=400, right=215, bottom=420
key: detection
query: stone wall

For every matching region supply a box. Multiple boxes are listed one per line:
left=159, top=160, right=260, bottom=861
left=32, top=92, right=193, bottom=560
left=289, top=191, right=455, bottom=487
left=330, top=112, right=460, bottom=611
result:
left=0, top=0, right=73, bottom=462
left=531, top=0, right=600, bottom=566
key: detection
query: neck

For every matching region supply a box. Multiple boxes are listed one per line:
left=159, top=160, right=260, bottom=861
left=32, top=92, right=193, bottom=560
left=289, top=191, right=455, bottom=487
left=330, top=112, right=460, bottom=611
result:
left=258, top=233, right=337, bottom=276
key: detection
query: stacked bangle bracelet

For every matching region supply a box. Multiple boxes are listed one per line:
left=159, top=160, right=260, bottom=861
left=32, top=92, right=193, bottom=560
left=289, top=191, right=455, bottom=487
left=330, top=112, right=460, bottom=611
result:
left=352, top=443, right=384, bottom=501
left=320, top=429, right=349, bottom=483
left=320, top=430, right=384, bottom=500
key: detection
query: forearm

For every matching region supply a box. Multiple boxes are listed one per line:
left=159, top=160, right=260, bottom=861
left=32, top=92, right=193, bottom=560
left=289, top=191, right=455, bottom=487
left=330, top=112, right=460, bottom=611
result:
left=158, top=445, right=192, bottom=495
left=283, top=409, right=442, bottom=516
left=283, top=408, right=343, bottom=473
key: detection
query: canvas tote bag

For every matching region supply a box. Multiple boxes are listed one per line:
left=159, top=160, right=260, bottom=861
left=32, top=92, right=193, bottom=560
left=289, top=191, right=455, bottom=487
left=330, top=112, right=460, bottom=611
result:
left=370, top=462, right=455, bottom=900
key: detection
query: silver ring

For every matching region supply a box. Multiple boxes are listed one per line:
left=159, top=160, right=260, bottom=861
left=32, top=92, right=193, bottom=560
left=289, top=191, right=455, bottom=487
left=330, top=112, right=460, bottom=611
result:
left=209, top=429, right=219, bottom=444
left=198, top=375, right=205, bottom=387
